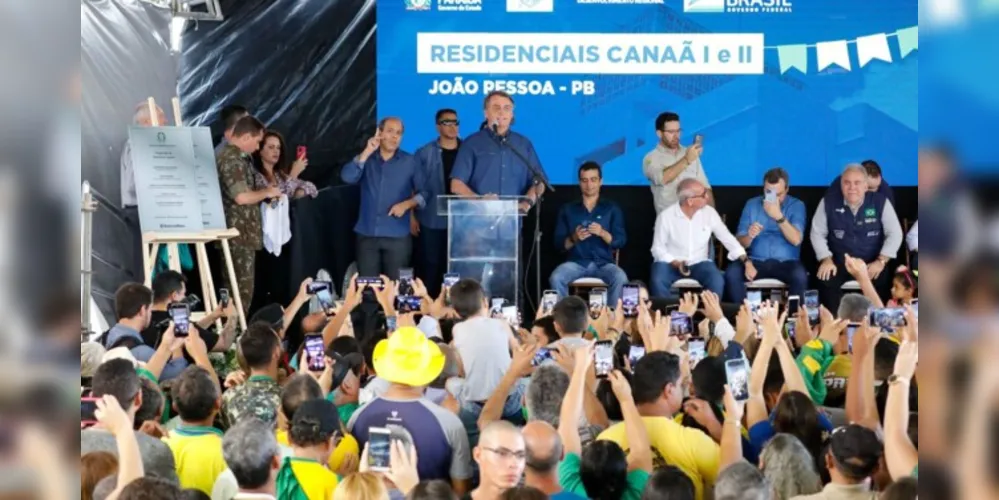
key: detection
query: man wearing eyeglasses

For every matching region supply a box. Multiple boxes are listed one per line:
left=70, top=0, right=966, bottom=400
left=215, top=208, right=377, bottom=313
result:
left=651, top=178, right=749, bottom=299
left=414, top=109, right=462, bottom=297
left=471, top=421, right=527, bottom=499
left=643, top=111, right=712, bottom=214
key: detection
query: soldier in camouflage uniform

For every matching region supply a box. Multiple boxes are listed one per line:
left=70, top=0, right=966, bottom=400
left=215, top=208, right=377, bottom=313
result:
left=216, top=116, right=279, bottom=317
left=220, top=322, right=283, bottom=429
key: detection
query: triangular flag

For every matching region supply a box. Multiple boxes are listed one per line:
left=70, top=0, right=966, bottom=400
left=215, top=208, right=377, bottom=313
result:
left=896, top=26, right=918, bottom=58
left=816, top=40, right=851, bottom=71
left=856, top=33, right=892, bottom=67
left=777, top=45, right=808, bottom=74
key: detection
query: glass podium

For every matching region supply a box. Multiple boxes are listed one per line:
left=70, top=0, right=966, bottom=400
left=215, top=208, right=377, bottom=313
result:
left=437, top=195, right=527, bottom=306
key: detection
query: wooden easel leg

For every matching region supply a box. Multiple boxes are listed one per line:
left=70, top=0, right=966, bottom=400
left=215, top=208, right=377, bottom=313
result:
left=220, top=240, right=247, bottom=331
left=195, top=243, right=222, bottom=331
left=144, top=242, right=160, bottom=287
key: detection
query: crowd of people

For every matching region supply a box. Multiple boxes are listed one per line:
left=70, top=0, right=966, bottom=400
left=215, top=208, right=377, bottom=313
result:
left=88, top=90, right=924, bottom=499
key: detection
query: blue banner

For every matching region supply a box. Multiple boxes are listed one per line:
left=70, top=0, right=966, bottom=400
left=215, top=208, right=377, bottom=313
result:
left=378, top=0, right=917, bottom=186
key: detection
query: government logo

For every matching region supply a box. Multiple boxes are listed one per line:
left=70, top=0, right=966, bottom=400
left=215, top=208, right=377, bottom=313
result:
left=684, top=0, right=792, bottom=14
left=405, top=0, right=431, bottom=11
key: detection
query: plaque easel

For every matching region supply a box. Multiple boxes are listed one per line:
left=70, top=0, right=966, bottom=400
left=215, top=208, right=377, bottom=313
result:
left=139, top=97, right=247, bottom=331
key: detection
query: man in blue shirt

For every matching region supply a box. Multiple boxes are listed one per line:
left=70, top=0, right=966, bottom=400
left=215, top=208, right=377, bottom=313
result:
left=103, top=282, right=157, bottom=361
left=550, top=162, right=628, bottom=303
left=450, top=91, right=547, bottom=208
left=413, top=109, right=462, bottom=298
left=724, top=168, right=808, bottom=303
left=341, top=117, right=427, bottom=280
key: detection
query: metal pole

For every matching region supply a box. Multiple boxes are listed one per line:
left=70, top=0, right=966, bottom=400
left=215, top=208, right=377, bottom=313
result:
left=81, top=181, right=97, bottom=342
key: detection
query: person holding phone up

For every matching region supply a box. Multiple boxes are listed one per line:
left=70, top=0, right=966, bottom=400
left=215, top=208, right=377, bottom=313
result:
left=252, top=130, right=318, bottom=200
left=725, top=168, right=808, bottom=303
left=341, top=117, right=428, bottom=280
left=642, top=111, right=712, bottom=215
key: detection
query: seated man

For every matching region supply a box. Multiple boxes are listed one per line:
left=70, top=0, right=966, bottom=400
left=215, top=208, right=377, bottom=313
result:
left=725, top=168, right=808, bottom=303
left=811, top=164, right=903, bottom=311
left=650, top=179, right=750, bottom=299
left=549, top=161, right=628, bottom=304
left=828, top=159, right=895, bottom=206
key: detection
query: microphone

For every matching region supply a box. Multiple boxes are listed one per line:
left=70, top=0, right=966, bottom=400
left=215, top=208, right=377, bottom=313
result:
left=490, top=119, right=499, bottom=134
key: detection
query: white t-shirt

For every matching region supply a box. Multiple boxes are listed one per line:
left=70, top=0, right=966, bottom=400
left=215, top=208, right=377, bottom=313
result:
left=452, top=316, right=513, bottom=402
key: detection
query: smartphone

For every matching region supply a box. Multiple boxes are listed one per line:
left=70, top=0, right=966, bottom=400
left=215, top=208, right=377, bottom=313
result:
left=670, top=311, right=693, bottom=337
left=395, top=295, right=421, bottom=313
left=398, top=268, right=415, bottom=295
left=628, top=345, right=646, bottom=367
left=725, top=358, right=751, bottom=401
left=168, top=302, right=191, bottom=338
left=787, top=295, right=800, bottom=316
left=541, top=290, right=558, bottom=315
left=490, top=298, right=505, bottom=317
left=764, top=189, right=778, bottom=204
left=81, top=397, right=100, bottom=427
left=622, top=284, right=640, bottom=318
left=688, top=339, right=706, bottom=368
left=218, top=288, right=230, bottom=308
left=307, top=281, right=331, bottom=294
left=443, top=273, right=460, bottom=289
left=869, top=307, right=907, bottom=331
left=502, top=305, right=519, bottom=326
left=694, top=133, right=703, bottom=146
left=804, top=290, right=820, bottom=323
left=367, top=427, right=392, bottom=472
left=532, top=347, right=553, bottom=367
left=594, top=340, right=614, bottom=378
left=846, top=323, right=860, bottom=353
left=304, top=334, right=326, bottom=372
left=357, top=276, right=384, bottom=287
left=786, top=320, right=797, bottom=343
left=296, top=145, right=307, bottom=159
left=309, top=281, right=335, bottom=313
left=770, top=289, right=783, bottom=305
left=589, top=288, right=607, bottom=315
left=747, top=290, right=763, bottom=316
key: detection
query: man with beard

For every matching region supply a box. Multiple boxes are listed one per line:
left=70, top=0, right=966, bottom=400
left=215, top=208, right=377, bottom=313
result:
left=642, top=111, right=712, bottom=214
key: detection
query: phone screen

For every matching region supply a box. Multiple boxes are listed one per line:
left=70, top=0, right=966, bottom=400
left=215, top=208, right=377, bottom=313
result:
left=589, top=290, right=607, bottom=314
left=870, top=307, right=907, bottom=331
left=694, top=133, right=703, bottom=145
left=367, top=428, right=392, bottom=471
left=219, top=288, right=230, bottom=308
left=804, top=290, right=820, bottom=322
left=297, top=145, right=307, bottom=159
left=786, top=320, right=797, bottom=342
left=304, top=335, right=326, bottom=372
left=541, top=290, right=558, bottom=314
left=81, top=398, right=99, bottom=425
left=309, top=281, right=334, bottom=313
left=622, top=285, right=640, bottom=318
left=628, top=345, right=646, bottom=367
left=747, top=290, right=762, bottom=315
left=502, top=305, right=519, bottom=326
left=532, top=347, right=553, bottom=367
left=847, top=324, right=860, bottom=353
left=594, top=340, right=614, bottom=378
left=670, top=312, right=693, bottom=337
left=357, top=276, right=384, bottom=287
left=787, top=296, right=800, bottom=316
left=169, top=303, right=191, bottom=337
left=688, top=339, right=706, bottom=368
left=725, top=359, right=751, bottom=401
left=770, top=289, right=783, bottom=305
left=490, top=298, right=505, bottom=317
left=443, top=273, right=460, bottom=289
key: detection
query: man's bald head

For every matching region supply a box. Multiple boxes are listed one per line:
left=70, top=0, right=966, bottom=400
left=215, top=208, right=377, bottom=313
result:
left=522, top=421, right=562, bottom=474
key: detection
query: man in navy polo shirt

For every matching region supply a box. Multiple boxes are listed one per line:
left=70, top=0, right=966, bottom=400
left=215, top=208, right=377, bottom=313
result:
left=413, top=109, right=462, bottom=298
left=811, top=163, right=903, bottom=310
left=550, top=161, right=628, bottom=304
left=725, top=167, right=808, bottom=303
left=342, top=117, right=428, bottom=280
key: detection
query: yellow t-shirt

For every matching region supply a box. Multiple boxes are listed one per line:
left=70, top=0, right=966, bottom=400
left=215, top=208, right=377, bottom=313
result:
left=823, top=354, right=853, bottom=403
left=598, top=416, right=720, bottom=500
left=276, top=429, right=360, bottom=473
left=162, top=425, right=227, bottom=495
left=284, top=457, right=340, bottom=500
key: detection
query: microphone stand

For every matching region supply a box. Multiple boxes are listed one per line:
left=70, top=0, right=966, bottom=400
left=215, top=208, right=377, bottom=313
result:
left=493, top=125, right=554, bottom=310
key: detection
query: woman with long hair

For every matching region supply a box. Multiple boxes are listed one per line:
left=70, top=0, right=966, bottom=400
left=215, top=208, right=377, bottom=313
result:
left=253, top=130, right=318, bottom=199
left=759, top=433, right=823, bottom=500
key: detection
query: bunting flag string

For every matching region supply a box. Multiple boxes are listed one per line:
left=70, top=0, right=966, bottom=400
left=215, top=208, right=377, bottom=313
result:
left=767, top=26, right=918, bottom=74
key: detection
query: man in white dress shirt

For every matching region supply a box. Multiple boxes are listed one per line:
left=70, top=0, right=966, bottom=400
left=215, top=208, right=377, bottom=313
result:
left=650, top=178, right=754, bottom=299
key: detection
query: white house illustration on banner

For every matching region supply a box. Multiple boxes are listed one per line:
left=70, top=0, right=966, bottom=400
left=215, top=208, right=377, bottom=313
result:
left=816, top=39, right=851, bottom=71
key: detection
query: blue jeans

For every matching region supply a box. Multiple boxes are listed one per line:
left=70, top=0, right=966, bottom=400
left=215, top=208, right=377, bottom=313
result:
left=650, top=261, right=724, bottom=299
left=549, top=261, right=629, bottom=304
left=724, top=259, right=809, bottom=303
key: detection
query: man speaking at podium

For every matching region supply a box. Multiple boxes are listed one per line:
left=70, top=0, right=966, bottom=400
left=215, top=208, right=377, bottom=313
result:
left=450, top=91, right=547, bottom=209
left=449, top=91, right=548, bottom=303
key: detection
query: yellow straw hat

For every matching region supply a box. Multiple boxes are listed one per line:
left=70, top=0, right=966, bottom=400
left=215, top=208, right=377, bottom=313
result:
left=372, top=326, right=445, bottom=387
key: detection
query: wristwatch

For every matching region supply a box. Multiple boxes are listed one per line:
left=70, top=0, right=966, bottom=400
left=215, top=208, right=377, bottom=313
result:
left=887, top=374, right=910, bottom=386
left=775, top=216, right=786, bottom=225
left=739, top=255, right=748, bottom=263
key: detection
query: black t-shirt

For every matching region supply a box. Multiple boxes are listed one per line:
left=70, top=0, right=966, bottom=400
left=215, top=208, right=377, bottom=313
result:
left=142, top=310, right=220, bottom=364
left=441, top=147, right=459, bottom=193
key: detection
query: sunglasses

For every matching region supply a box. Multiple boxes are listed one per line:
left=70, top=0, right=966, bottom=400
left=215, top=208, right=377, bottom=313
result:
left=438, top=119, right=459, bottom=126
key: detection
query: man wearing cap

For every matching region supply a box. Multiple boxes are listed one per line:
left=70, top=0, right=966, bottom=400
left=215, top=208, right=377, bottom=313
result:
left=347, top=326, right=473, bottom=495
left=791, top=424, right=881, bottom=500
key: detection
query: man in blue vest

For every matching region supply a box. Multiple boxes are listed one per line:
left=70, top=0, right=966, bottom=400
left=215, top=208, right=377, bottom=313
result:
left=413, top=109, right=462, bottom=298
left=810, top=164, right=904, bottom=310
